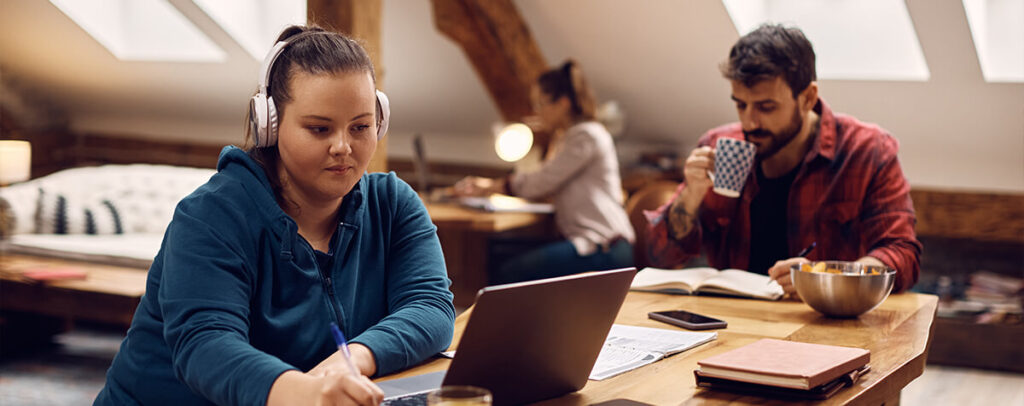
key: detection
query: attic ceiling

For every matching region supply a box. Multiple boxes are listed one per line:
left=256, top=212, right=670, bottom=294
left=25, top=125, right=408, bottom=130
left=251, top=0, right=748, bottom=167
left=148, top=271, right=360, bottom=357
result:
left=0, top=0, right=743, bottom=141
left=1, top=0, right=1022, bottom=192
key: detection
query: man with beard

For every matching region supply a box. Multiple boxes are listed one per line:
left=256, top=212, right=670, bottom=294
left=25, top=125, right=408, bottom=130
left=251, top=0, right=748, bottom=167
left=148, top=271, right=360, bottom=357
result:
left=646, top=24, right=921, bottom=299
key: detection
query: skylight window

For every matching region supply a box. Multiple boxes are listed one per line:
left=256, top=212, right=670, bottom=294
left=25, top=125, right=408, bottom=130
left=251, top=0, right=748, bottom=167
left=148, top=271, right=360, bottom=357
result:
left=192, top=0, right=306, bottom=60
left=962, top=0, right=1024, bottom=82
left=721, top=0, right=931, bottom=81
left=49, top=0, right=225, bottom=62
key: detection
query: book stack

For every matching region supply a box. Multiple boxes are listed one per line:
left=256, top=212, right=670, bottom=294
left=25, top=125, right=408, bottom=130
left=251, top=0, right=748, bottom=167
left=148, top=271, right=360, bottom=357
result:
left=966, top=271, right=1023, bottom=323
left=694, top=339, right=870, bottom=400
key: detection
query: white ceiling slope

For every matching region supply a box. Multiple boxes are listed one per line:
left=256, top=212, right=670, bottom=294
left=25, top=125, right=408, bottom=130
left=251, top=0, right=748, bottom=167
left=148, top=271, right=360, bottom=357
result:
left=0, top=0, right=1021, bottom=191
left=0, top=0, right=741, bottom=142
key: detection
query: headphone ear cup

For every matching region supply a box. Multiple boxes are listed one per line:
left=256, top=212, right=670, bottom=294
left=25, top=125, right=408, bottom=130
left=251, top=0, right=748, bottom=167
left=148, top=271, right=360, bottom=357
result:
left=375, top=90, right=390, bottom=140
left=250, top=93, right=269, bottom=147
left=266, top=96, right=279, bottom=146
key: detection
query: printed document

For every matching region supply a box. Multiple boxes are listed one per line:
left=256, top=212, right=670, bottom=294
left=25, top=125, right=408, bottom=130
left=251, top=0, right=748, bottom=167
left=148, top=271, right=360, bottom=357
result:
left=589, top=324, right=717, bottom=380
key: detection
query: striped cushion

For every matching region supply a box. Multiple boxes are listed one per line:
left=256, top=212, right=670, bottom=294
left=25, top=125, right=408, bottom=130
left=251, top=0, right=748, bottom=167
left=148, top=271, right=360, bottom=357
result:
left=34, top=189, right=123, bottom=235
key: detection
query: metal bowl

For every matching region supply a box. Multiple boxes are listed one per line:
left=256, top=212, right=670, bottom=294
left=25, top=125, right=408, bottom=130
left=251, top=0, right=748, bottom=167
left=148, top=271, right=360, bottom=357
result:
left=790, top=261, right=896, bottom=317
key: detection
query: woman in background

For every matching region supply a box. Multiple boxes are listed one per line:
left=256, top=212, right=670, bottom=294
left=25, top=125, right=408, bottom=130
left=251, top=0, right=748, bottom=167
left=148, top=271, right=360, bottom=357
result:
left=455, top=60, right=634, bottom=284
left=95, top=25, right=454, bottom=406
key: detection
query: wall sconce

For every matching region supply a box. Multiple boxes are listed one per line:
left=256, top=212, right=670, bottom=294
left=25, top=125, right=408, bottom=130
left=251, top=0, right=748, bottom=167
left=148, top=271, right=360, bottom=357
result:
left=0, top=140, right=32, bottom=185
left=494, top=123, right=533, bottom=162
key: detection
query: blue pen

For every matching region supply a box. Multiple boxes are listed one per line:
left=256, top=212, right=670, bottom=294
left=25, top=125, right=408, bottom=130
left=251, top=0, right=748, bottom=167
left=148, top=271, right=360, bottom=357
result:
left=329, top=322, right=360, bottom=377
left=796, top=241, right=818, bottom=258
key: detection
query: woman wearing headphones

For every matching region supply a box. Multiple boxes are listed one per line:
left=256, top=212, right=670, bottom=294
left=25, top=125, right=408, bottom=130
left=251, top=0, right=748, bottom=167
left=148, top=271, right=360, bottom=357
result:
left=455, top=60, right=635, bottom=284
left=94, top=26, right=454, bottom=405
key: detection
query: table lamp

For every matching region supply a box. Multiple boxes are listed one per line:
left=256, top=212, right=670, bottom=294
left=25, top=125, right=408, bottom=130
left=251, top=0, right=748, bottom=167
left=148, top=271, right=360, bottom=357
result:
left=494, top=123, right=533, bottom=162
left=0, top=140, right=32, bottom=185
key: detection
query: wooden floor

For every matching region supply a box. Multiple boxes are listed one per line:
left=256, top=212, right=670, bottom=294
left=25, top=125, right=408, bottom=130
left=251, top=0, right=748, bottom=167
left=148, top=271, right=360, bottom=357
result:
left=902, top=365, right=1024, bottom=406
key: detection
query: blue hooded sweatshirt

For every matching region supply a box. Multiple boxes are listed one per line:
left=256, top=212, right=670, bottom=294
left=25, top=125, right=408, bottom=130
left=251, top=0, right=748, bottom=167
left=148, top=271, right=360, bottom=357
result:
left=95, top=146, right=455, bottom=405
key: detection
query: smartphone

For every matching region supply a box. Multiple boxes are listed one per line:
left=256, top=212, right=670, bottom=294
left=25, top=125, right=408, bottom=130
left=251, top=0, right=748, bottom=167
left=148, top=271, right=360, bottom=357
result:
left=648, top=310, right=727, bottom=330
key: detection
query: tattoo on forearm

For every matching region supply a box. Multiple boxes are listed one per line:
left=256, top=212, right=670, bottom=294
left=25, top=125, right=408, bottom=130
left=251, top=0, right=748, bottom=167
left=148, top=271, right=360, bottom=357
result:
left=668, top=202, right=696, bottom=240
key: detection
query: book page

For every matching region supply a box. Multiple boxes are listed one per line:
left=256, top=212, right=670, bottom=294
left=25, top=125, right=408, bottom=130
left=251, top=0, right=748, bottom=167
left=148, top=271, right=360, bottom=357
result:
left=698, top=269, right=784, bottom=300
left=589, top=324, right=718, bottom=381
left=630, top=267, right=720, bottom=294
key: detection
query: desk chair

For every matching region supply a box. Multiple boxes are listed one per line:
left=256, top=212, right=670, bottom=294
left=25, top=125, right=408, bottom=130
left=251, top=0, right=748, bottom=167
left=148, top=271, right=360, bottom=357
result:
left=624, top=180, right=680, bottom=268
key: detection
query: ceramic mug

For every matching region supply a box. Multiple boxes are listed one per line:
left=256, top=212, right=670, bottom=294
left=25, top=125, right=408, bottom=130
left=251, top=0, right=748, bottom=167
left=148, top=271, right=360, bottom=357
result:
left=710, top=138, right=757, bottom=198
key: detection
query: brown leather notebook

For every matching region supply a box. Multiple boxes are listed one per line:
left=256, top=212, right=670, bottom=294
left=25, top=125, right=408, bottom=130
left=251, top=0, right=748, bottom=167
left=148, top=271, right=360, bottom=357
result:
left=695, top=339, right=870, bottom=390
left=694, top=365, right=871, bottom=400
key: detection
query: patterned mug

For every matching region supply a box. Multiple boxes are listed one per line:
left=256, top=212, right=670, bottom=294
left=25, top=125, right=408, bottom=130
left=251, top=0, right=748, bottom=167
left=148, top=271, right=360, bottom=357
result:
left=710, top=138, right=757, bottom=198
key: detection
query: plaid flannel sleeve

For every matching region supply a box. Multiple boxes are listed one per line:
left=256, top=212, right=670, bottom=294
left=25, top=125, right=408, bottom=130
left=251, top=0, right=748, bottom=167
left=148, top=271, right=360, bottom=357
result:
left=644, top=183, right=703, bottom=268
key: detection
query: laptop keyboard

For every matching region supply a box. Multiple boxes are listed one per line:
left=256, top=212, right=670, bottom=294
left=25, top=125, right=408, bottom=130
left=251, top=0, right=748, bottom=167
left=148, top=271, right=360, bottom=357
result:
left=382, top=392, right=429, bottom=406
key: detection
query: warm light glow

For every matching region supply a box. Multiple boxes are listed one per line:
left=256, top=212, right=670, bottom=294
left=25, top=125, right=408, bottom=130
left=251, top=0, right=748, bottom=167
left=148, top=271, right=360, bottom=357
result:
left=494, top=123, right=533, bottom=162
left=0, top=140, right=32, bottom=185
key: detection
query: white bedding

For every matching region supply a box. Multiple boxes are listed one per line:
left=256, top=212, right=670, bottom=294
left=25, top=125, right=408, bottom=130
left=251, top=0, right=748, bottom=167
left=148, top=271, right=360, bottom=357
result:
left=3, top=233, right=164, bottom=269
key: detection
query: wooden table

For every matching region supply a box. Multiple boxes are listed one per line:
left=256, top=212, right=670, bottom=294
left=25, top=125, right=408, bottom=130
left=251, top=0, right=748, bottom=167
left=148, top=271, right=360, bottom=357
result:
left=379, top=291, right=938, bottom=405
left=425, top=202, right=553, bottom=307
left=0, top=253, right=148, bottom=327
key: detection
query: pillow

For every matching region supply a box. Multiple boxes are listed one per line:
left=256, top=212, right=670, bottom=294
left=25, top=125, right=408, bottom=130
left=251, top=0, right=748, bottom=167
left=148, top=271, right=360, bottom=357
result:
left=34, top=189, right=124, bottom=235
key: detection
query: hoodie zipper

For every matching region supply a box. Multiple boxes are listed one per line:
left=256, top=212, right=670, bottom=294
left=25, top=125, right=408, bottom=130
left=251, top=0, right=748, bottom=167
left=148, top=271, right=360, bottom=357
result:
left=319, top=266, right=343, bottom=325
left=301, top=230, right=344, bottom=327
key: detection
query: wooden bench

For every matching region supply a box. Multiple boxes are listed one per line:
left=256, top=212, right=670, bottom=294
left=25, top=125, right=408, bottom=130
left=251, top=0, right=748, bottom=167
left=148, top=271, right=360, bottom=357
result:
left=0, top=253, right=148, bottom=328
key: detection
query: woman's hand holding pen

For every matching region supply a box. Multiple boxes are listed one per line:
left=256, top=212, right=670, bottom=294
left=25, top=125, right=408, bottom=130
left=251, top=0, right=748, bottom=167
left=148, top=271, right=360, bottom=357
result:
left=269, top=328, right=383, bottom=406
left=267, top=369, right=383, bottom=406
left=310, top=343, right=377, bottom=377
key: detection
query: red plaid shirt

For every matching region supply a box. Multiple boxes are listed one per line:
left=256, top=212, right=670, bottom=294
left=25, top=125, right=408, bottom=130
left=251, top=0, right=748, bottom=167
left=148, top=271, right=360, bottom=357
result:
left=645, top=99, right=921, bottom=292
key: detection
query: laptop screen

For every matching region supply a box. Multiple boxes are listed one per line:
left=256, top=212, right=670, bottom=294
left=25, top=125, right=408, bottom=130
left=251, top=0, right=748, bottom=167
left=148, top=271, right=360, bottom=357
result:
left=378, top=268, right=636, bottom=405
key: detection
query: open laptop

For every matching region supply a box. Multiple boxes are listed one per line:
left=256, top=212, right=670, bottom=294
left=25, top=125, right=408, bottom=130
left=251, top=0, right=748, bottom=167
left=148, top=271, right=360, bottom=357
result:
left=380, top=267, right=636, bottom=406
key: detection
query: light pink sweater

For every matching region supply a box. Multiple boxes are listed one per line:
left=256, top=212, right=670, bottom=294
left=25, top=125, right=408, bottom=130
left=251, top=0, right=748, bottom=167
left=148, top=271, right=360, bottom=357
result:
left=510, top=121, right=635, bottom=256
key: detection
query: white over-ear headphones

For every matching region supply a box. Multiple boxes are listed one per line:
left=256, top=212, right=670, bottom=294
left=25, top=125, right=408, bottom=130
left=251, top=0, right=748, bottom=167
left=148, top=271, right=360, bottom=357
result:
left=249, top=32, right=390, bottom=148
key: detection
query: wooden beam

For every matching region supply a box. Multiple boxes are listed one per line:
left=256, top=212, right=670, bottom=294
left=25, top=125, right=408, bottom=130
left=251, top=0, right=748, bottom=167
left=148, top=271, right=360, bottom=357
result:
left=307, top=0, right=388, bottom=173
left=430, top=0, right=550, bottom=148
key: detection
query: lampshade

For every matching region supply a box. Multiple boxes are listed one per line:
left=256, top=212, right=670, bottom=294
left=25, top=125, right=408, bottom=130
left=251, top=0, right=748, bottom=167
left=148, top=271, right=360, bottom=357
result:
left=0, top=140, right=32, bottom=185
left=597, top=100, right=626, bottom=138
left=494, top=123, right=533, bottom=162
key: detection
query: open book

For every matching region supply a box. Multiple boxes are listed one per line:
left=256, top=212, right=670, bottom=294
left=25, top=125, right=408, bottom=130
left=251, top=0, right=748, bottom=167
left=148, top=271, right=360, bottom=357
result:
left=631, top=267, right=784, bottom=300
left=589, top=324, right=717, bottom=381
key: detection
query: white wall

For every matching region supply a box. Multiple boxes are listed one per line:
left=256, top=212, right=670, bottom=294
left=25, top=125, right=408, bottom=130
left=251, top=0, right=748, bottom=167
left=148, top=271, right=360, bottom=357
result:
left=822, top=0, right=1024, bottom=192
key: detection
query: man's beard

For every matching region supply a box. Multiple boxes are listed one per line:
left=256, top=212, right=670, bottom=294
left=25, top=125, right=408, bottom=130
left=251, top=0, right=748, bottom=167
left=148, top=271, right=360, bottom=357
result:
left=744, top=108, right=803, bottom=159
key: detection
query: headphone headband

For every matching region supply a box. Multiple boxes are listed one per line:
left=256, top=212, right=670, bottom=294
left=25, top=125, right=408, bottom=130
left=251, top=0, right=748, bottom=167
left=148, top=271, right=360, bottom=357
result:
left=257, top=40, right=289, bottom=92
left=250, top=30, right=389, bottom=147
left=257, top=31, right=325, bottom=93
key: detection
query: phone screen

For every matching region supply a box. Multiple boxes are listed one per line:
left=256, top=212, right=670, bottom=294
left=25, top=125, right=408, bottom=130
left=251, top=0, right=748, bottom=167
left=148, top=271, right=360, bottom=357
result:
left=653, top=310, right=721, bottom=324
